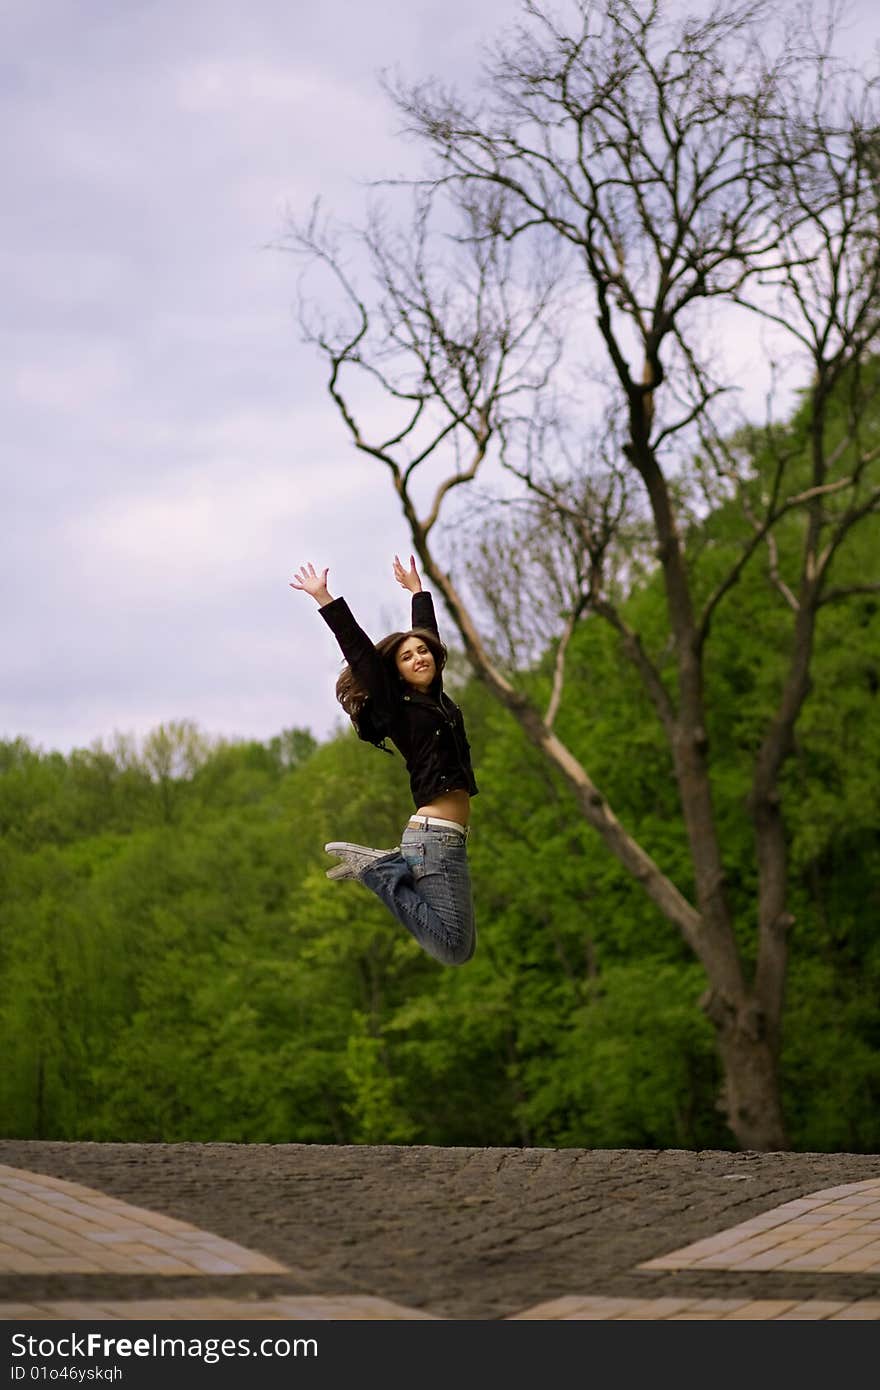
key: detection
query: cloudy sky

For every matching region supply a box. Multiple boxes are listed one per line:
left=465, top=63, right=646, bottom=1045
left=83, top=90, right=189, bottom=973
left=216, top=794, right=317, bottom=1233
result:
left=4, top=0, right=878, bottom=758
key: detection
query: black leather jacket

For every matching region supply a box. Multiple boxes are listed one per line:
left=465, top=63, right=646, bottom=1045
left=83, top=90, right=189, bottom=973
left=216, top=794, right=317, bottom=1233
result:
left=319, top=591, right=478, bottom=808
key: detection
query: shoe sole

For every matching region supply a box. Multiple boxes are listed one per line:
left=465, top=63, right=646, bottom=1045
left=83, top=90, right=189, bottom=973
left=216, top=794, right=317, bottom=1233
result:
left=326, top=865, right=357, bottom=881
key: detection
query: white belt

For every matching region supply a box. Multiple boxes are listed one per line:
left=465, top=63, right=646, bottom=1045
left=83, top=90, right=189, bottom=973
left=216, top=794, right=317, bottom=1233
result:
left=408, top=815, right=469, bottom=836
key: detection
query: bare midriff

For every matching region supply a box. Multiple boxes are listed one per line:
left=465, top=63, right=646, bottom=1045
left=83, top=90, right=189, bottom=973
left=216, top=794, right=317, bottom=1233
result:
left=413, top=788, right=470, bottom=827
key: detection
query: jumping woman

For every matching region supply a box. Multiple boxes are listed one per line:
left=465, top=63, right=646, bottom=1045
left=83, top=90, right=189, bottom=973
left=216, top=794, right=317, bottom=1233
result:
left=289, top=554, right=477, bottom=966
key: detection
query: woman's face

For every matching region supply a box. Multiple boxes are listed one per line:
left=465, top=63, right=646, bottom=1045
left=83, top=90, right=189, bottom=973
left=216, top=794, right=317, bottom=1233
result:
left=395, top=636, right=436, bottom=690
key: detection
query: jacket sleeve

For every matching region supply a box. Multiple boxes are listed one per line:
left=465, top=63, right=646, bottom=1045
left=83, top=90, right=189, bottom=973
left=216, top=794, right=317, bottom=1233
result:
left=411, top=590, right=439, bottom=637
left=318, top=597, right=396, bottom=706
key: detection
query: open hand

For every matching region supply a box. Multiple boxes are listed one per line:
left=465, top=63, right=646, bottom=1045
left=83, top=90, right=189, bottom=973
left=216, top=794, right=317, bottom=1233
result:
left=393, top=553, right=422, bottom=594
left=290, top=562, right=333, bottom=605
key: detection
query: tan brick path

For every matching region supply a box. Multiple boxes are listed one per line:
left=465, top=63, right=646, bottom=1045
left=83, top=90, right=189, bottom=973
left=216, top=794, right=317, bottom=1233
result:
left=508, top=1294, right=880, bottom=1319
left=639, top=1178, right=880, bottom=1275
left=0, top=1296, right=439, bottom=1320
left=0, top=1165, right=287, bottom=1277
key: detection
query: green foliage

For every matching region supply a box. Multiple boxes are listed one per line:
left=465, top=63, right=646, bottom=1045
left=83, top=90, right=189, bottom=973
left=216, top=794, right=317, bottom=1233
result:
left=1, top=422, right=878, bottom=1149
left=782, top=955, right=880, bottom=1151
left=519, top=962, right=725, bottom=1150
left=343, top=1012, right=417, bottom=1144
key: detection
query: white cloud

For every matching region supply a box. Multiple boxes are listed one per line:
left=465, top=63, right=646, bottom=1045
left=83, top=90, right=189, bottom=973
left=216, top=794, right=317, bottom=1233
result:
left=173, top=57, right=353, bottom=115
left=14, top=348, right=131, bottom=413
left=62, top=451, right=370, bottom=591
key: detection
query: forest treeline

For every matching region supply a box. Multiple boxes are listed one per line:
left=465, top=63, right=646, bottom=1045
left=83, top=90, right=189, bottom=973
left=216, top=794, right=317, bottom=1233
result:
left=2, top=476, right=878, bottom=1151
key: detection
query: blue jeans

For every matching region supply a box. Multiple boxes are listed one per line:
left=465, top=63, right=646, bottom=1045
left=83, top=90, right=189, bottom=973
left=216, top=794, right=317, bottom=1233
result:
left=360, top=822, right=476, bottom=966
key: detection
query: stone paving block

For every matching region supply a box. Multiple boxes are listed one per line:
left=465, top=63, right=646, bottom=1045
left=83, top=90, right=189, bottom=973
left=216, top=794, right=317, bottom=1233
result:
left=0, top=1254, right=50, bottom=1273
left=686, top=1298, right=751, bottom=1312
left=0, top=1303, right=56, bottom=1319
left=507, top=1296, right=605, bottom=1319
left=775, top=1301, right=848, bottom=1319
left=827, top=1301, right=880, bottom=1319
left=666, top=1312, right=719, bottom=1319
left=36, top=1300, right=123, bottom=1319
left=99, top=1301, right=203, bottom=1320
left=723, top=1299, right=799, bottom=1318
left=823, top=1257, right=880, bottom=1272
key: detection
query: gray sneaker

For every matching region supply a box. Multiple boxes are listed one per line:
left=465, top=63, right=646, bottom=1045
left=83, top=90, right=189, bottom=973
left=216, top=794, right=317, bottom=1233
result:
left=324, top=841, right=396, bottom=881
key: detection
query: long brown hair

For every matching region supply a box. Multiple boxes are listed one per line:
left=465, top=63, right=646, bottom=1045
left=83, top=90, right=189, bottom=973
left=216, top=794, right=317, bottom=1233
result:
left=335, top=627, right=448, bottom=723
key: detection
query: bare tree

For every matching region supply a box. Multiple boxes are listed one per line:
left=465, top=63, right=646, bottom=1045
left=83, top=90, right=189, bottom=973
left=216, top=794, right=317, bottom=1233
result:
left=289, top=0, right=880, bottom=1149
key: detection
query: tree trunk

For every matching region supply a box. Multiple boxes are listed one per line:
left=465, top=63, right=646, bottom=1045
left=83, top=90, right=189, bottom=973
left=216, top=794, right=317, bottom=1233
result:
left=709, top=1000, right=790, bottom=1150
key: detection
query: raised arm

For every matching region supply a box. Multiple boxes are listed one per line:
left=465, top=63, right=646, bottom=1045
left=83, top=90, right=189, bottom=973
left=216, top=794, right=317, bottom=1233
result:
left=291, top=560, right=394, bottom=706
left=393, top=553, right=438, bottom=636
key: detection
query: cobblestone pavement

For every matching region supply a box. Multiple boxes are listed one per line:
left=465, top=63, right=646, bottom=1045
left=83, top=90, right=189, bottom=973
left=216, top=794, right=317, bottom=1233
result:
left=2, top=1143, right=880, bottom=1320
